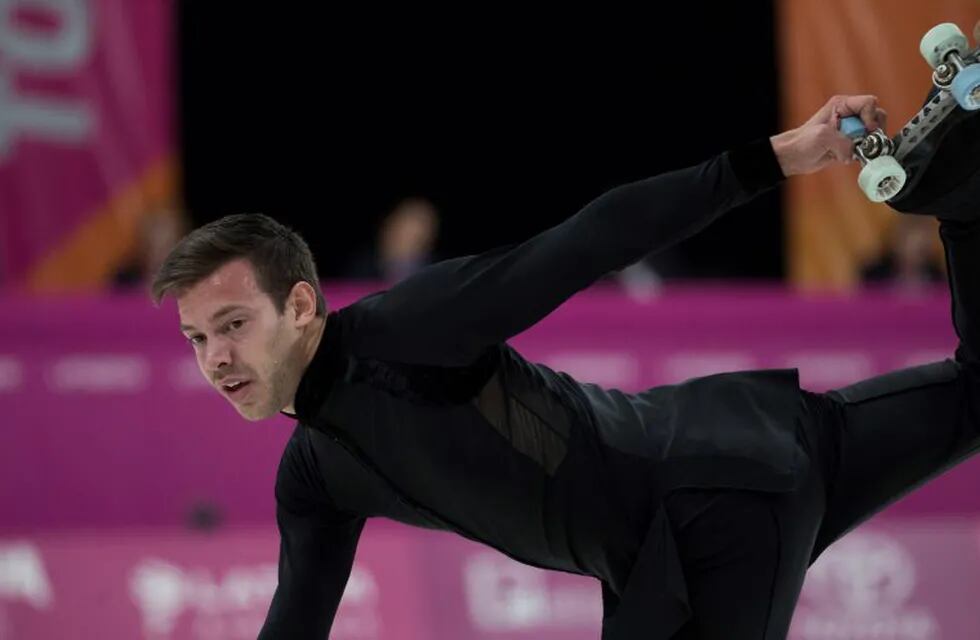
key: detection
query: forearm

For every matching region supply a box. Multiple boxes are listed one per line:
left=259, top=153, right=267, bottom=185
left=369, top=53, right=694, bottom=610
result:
left=258, top=589, right=336, bottom=640
left=355, top=137, right=785, bottom=366
left=260, top=442, right=366, bottom=640
left=566, top=136, right=785, bottom=274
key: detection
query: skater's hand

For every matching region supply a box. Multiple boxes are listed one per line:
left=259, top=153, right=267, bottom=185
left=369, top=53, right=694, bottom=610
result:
left=770, top=95, right=888, bottom=177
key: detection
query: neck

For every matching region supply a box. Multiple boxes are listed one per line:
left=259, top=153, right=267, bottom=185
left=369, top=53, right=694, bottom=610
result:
left=282, top=314, right=328, bottom=415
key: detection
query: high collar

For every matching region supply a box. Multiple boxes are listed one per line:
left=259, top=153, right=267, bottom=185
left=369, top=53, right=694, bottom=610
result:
left=284, top=311, right=347, bottom=423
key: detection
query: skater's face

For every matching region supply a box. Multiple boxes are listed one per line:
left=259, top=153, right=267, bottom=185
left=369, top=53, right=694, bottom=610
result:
left=176, top=258, right=316, bottom=421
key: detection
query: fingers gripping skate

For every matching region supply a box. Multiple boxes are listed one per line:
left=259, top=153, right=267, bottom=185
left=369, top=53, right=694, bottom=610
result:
left=839, top=117, right=907, bottom=202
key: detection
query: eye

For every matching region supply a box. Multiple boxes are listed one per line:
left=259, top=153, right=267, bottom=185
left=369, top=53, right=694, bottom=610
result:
left=226, top=318, right=246, bottom=332
left=188, top=334, right=205, bottom=346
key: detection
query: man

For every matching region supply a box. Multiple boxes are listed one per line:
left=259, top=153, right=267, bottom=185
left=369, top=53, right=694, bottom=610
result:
left=152, top=94, right=980, bottom=639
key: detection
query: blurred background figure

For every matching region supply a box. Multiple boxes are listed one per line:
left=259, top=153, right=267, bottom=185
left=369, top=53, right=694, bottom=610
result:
left=861, top=215, right=944, bottom=291
left=613, top=259, right=664, bottom=302
left=609, top=247, right=698, bottom=301
left=346, top=196, right=441, bottom=284
left=113, top=208, right=189, bottom=291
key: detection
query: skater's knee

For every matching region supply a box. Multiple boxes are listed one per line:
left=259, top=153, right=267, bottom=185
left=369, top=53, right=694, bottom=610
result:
left=953, top=342, right=980, bottom=368
left=943, top=358, right=980, bottom=432
left=960, top=358, right=980, bottom=395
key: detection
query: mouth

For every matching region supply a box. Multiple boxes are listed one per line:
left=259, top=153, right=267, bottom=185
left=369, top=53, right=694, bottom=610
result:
left=220, top=380, right=252, bottom=400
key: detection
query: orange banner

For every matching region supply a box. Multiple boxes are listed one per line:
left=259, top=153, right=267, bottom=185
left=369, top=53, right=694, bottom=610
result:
left=778, top=1, right=979, bottom=290
left=0, top=0, right=176, bottom=292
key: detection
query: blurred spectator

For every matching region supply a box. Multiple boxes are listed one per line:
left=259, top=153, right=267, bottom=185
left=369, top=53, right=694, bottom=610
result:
left=614, top=259, right=664, bottom=301
left=113, top=208, right=188, bottom=290
left=861, top=215, right=944, bottom=290
left=346, top=197, right=441, bottom=284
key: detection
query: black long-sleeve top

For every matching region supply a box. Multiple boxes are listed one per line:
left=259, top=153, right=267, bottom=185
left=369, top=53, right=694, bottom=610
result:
left=258, top=138, right=806, bottom=640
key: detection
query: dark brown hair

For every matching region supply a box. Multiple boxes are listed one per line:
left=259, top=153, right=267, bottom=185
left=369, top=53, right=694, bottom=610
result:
left=151, top=213, right=325, bottom=316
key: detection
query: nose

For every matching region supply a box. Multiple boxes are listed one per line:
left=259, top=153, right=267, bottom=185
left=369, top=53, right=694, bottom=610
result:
left=203, top=337, right=232, bottom=376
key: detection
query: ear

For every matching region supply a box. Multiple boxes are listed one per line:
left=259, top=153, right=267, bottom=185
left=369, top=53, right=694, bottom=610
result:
left=287, top=281, right=319, bottom=327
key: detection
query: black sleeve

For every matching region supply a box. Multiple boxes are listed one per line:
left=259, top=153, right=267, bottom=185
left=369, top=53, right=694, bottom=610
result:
left=351, top=138, right=785, bottom=366
left=258, top=430, right=366, bottom=639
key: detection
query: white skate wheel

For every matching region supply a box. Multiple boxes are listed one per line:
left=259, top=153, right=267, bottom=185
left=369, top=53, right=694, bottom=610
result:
left=858, top=156, right=907, bottom=203
left=920, top=23, right=968, bottom=69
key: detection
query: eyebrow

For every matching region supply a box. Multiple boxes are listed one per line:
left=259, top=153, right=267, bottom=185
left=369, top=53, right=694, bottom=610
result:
left=180, top=305, right=249, bottom=332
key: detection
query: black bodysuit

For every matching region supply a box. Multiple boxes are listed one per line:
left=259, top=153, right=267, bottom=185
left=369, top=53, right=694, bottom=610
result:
left=257, top=137, right=980, bottom=639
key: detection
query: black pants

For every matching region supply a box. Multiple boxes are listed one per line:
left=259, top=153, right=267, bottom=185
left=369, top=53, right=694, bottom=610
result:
left=665, top=219, right=980, bottom=640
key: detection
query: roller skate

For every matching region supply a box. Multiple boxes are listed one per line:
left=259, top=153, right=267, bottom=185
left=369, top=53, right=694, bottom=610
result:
left=843, top=21, right=980, bottom=222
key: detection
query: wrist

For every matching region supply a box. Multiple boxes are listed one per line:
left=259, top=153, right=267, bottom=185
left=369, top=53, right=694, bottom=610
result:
left=769, top=129, right=799, bottom=177
left=727, top=136, right=787, bottom=194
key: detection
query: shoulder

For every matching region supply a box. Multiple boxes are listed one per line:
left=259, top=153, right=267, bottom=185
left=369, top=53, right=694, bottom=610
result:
left=274, top=424, right=332, bottom=514
left=274, top=425, right=364, bottom=528
left=330, top=292, right=392, bottom=354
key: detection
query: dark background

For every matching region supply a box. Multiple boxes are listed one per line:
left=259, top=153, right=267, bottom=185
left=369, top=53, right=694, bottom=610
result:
left=176, top=4, right=784, bottom=280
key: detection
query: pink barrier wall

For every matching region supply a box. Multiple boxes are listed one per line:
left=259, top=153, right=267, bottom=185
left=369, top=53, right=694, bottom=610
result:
left=3, top=521, right=980, bottom=639
left=1, top=283, right=976, bottom=531
left=3, top=284, right=980, bottom=638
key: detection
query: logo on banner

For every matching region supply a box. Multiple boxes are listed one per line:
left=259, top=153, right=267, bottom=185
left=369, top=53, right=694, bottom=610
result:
left=0, top=542, right=52, bottom=609
left=47, top=354, right=150, bottom=393
left=544, top=351, right=640, bottom=389
left=783, top=351, right=874, bottom=389
left=662, top=351, right=758, bottom=382
left=327, top=566, right=381, bottom=640
left=0, top=0, right=96, bottom=160
left=129, top=558, right=380, bottom=639
left=129, top=559, right=277, bottom=639
left=0, top=357, right=23, bottom=393
left=463, top=552, right=600, bottom=632
left=169, top=356, right=211, bottom=391
left=792, top=531, right=938, bottom=640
